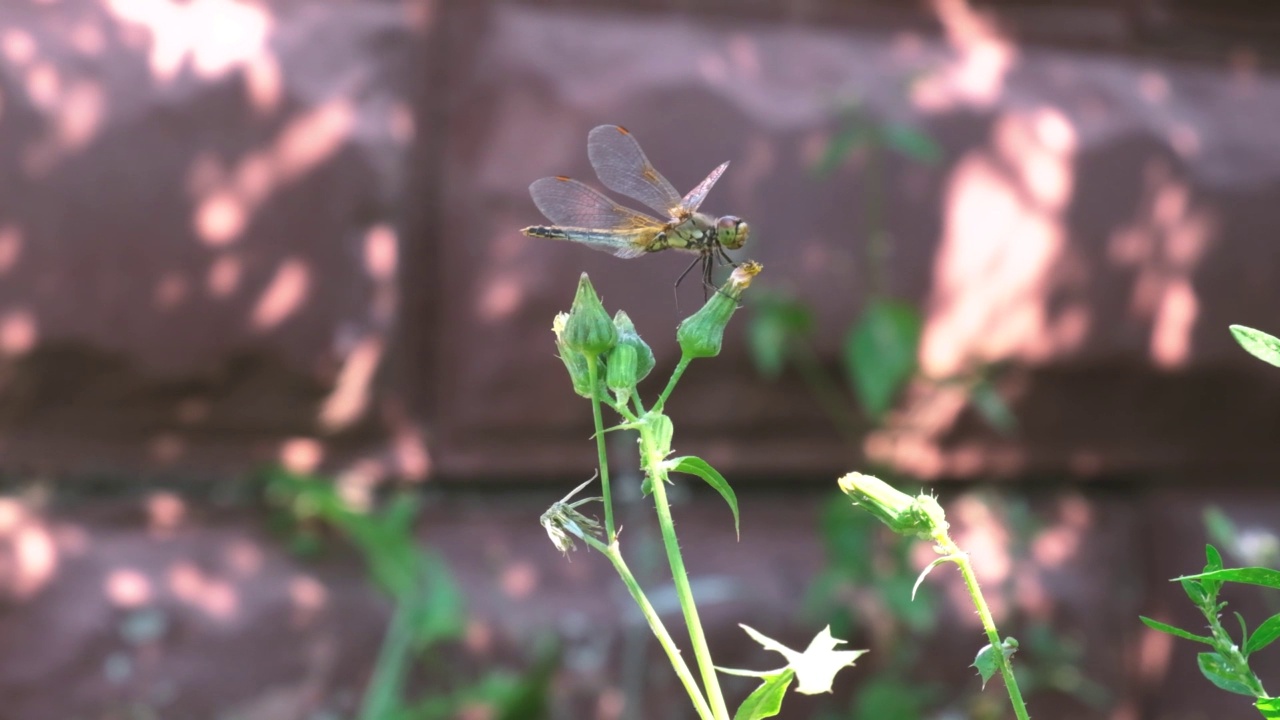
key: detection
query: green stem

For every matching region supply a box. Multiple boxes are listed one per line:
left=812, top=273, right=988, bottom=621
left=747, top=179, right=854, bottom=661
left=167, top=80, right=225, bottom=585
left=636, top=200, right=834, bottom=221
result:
left=587, top=358, right=616, bottom=543
left=583, top=534, right=715, bottom=720
left=1204, top=600, right=1268, bottom=697
left=937, top=535, right=1031, bottom=720
left=641, top=427, right=730, bottom=720
left=655, top=355, right=692, bottom=412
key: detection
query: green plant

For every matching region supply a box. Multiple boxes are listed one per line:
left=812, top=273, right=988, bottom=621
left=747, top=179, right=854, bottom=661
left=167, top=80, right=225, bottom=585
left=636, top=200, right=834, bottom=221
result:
left=1140, top=546, right=1280, bottom=719
left=837, top=471, right=1032, bottom=720
left=539, top=268, right=865, bottom=720
left=264, top=467, right=554, bottom=720
left=1136, top=324, right=1280, bottom=719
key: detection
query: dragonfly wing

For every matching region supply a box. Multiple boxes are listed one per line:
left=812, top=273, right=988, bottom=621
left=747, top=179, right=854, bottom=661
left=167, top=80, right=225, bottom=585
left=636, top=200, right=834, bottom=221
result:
left=679, top=161, right=729, bottom=215
left=528, top=176, right=662, bottom=259
left=587, top=125, right=683, bottom=217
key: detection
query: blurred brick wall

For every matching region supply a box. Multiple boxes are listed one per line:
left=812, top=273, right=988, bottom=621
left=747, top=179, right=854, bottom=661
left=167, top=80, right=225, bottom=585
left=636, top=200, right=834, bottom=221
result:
left=0, top=0, right=1276, bottom=483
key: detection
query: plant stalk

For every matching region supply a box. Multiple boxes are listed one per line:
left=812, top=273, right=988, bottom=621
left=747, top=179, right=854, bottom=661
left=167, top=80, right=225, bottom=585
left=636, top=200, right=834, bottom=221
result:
left=655, top=355, right=692, bottom=412
left=587, top=357, right=617, bottom=543
left=936, top=534, right=1031, bottom=720
left=583, top=534, right=715, bottom=720
left=641, top=425, right=731, bottom=720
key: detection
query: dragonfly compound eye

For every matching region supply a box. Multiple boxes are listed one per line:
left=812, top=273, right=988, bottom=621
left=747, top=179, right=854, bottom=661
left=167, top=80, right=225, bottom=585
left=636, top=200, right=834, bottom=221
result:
left=716, top=216, right=748, bottom=250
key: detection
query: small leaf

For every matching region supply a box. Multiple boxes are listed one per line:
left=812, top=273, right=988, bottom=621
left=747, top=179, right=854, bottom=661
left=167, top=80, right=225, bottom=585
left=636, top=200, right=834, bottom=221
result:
left=1139, top=616, right=1215, bottom=645
left=883, top=124, right=943, bottom=165
left=973, top=644, right=999, bottom=690
left=968, top=378, right=1017, bottom=435
left=1178, top=567, right=1280, bottom=592
left=1230, top=325, right=1280, bottom=368
left=1180, top=578, right=1209, bottom=606
left=844, top=300, right=923, bottom=419
left=1245, top=613, right=1280, bottom=656
left=814, top=124, right=870, bottom=176
left=1198, top=652, right=1256, bottom=696
left=732, top=670, right=795, bottom=720
left=913, top=557, right=949, bottom=600
left=668, top=456, right=739, bottom=539
left=1256, top=696, right=1280, bottom=719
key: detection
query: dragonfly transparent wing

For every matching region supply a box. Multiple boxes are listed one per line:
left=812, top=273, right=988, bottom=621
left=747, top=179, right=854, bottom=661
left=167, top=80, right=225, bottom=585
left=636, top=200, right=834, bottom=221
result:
left=679, top=161, right=729, bottom=215
left=528, top=176, right=662, bottom=259
left=587, top=125, right=683, bottom=217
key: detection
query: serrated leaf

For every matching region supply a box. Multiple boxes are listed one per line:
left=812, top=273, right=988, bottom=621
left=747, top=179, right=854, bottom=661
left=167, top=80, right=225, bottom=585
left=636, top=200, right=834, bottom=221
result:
left=883, top=124, right=943, bottom=165
left=1198, top=652, right=1256, bottom=696
left=1178, top=567, right=1280, bottom=592
left=668, top=456, right=739, bottom=539
left=1246, top=614, right=1280, bottom=656
left=1230, top=325, right=1280, bottom=368
left=844, top=300, right=923, bottom=419
left=732, top=670, right=795, bottom=720
left=736, top=625, right=865, bottom=695
left=1139, top=616, right=1215, bottom=645
left=973, top=644, right=999, bottom=690
left=972, top=638, right=1018, bottom=690
left=1256, top=696, right=1280, bottom=719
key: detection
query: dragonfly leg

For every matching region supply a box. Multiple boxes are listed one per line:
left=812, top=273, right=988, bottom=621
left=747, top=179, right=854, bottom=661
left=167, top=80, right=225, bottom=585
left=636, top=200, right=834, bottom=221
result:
left=715, top=243, right=738, bottom=268
left=672, top=253, right=703, bottom=307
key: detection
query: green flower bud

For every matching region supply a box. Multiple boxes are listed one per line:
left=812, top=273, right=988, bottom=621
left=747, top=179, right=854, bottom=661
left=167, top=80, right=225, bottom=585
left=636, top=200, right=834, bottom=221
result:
left=563, top=273, right=617, bottom=357
left=838, top=471, right=948, bottom=540
left=606, top=343, right=639, bottom=398
left=613, top=310, right=655, bottom=383
left=676, top=261, right=763, bottom=359
left=553, top=312, right=598, bottom=398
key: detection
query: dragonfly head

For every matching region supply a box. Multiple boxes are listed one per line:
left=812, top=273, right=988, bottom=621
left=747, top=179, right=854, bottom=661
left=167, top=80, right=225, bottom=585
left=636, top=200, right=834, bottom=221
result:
left=715, top=215, right=749, bottom=251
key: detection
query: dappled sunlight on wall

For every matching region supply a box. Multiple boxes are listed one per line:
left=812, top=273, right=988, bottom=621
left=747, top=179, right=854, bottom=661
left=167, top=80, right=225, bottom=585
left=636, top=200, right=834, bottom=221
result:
left=0, top=498, right=57, bottom=601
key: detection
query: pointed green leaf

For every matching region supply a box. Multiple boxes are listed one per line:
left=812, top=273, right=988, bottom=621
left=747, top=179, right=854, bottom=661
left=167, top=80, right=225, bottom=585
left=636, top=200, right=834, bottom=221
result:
left=883, top=124, right=943, bottom=165
left=668, top=455, right=739, bottom=539
left=1256, top=696, right=1280, bottom=718
left=1180, top=578, right=1209, bottom=605
left=1230, top=325, right=1280, bottom=368
left=1140, top=616, right=1215, bottom=645
left=1178, top=567, right=1280, bottom=592
left=1198, top=652, right=1256, bottom=696
left=1246, top=614, right=1280, bottom=656
left=912, top=557, right=949, bottom=600
left=732, top=670, right=795, bottom=720
left=843, top=300, right=922, bottom=419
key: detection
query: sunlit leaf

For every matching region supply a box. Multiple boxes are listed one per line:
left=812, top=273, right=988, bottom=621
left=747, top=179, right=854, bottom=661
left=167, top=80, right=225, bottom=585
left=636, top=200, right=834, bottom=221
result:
left=1256, top=696, right=1280, bottom=718
left=972, top=637, right=1018, bottom=690
left=729, top=625, right=866, bottom=695
left=1179, top=567, right=1280, bottom=592
left=1230, top=325, right=1280, bottom=368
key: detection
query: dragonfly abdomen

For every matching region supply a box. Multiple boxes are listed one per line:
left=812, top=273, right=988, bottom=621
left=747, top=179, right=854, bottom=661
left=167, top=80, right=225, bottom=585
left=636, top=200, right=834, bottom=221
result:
left=523, top=225, right=571, bottom=240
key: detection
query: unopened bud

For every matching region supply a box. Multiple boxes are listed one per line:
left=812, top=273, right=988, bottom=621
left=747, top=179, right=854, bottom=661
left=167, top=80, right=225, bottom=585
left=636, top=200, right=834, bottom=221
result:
left=553, top=313, right=598, bottom=398
left=838, top=472, right=948, bottom=540
left=614, top=310, right=655, bottom=383
left=606, top=343, right=639, bottom=398
left=676, top=261, right=762, bottom=359
left=564, top=274, right=617, bottom=356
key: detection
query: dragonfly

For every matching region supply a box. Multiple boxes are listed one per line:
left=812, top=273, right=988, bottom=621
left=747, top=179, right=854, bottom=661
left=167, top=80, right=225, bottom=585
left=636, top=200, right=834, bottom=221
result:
left=522, top=125, right=749, bottom=294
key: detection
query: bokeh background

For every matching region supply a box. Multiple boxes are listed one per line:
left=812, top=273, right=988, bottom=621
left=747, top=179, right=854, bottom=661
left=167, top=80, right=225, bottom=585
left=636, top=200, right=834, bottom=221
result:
left=1, top=0, right=1279, bottom=718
